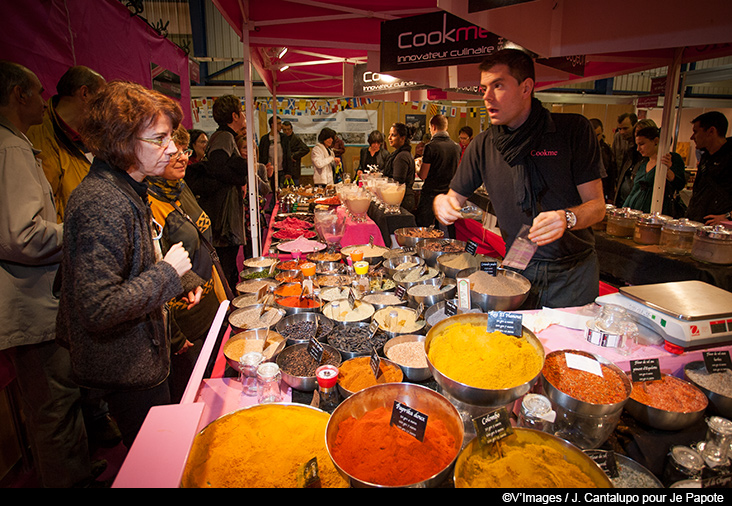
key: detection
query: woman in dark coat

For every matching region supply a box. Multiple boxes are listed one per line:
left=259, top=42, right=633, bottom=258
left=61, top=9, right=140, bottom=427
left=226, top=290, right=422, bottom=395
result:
left=382, top=122, right=416, bottom=212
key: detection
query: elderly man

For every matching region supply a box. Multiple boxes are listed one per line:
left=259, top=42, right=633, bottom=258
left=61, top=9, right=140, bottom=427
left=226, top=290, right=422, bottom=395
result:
left=0, top=60, right=95, bottom=487
left=433, top=49, right=605, bottom=309
left=27, top=66, right=105, bottom=223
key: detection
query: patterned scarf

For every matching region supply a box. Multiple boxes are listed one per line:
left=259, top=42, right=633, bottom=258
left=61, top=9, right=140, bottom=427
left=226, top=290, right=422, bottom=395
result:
left=147, top=176, right=185, bottom=202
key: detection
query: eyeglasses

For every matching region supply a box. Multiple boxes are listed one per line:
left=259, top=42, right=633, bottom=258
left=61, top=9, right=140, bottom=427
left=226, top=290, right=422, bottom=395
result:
left=171, top=148, right=193, bottom=161
left=138, top=136, right=173, bottom=149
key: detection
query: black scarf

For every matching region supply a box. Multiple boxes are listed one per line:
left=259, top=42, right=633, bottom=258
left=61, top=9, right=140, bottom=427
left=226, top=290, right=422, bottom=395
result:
left=147, top=176, right=185, bottom=202
left=491, top=98, right=551, bottom=214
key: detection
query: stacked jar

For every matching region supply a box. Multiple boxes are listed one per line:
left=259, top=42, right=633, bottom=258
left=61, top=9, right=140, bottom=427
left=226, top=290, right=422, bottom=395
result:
left=660, top=218, right=703, bottom=256
left=633, top=213, right=671, bottom=245
left=606, top=207, right=642, bottom=238
left=692, top=225, right=732, bottom=265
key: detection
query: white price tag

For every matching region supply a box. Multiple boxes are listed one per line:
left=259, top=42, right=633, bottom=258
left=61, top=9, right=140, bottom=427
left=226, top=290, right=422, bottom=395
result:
left=565, top=352, right=603, bottom=377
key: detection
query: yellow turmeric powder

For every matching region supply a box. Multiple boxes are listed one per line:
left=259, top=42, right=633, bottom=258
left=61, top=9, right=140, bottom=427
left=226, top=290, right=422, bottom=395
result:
left=427, top=322, right=542, bottom=389
left=181, top=404, right=348, bottom=488
left=456, top=442, right=597, bottom=488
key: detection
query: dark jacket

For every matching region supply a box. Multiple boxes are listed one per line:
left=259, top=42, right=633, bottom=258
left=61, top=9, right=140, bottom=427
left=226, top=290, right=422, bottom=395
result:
left=382, top=143, right=416, bottom=212
left=286, top=133, right=310, bottom=179
left=258, top=131, right=292, bottom=175
left=57, top=159, right=183, bottom=390
left=358, top=145, right=389, bottom=172
left=686, top=138, right=732, bottom=222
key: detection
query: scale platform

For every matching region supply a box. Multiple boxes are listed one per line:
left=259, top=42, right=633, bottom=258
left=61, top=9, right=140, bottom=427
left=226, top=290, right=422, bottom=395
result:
left=596, top=280, right=732, bottom=350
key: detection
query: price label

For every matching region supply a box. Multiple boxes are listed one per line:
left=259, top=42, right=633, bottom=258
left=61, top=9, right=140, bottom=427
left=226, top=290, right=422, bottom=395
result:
left=565, top=352, right=604, bottom=377
left=465, top=240, right=478, bottom=256
left=630, top=358, right=662, bottom=382
left=257, top=284, right=267, bottom=302
left=395, top=284, right=407, bottom=300
left=368, top=320, right=379, bottom=340
left=297, top=457, right=321, bottom=488
left=473, top=407, right=513, bottom=447
left=369, top=348, right=381, bottom=379
left=402, top=246, right=415, bottom=254
left=584, top=450, right=619, bottom=479
left=486, top=311, right=523, bottom=337
left=416, top=302, right=424, bottom=320
left=445, top=299, right=458, bottom=317
left=390, top=401, right=428, bottom=442
left=703, top=351, right=732, bottom=374
left=480, top=261, right=498, bottom=276
left=456, top=277, right=471, bottom=310
left=307, top=336, right=324, bottom=363
left=348, top=288, right=356, bottom=308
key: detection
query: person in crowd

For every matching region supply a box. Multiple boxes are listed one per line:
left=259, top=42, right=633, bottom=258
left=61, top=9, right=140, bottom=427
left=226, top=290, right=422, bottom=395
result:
left=311, top=127, right=339, bottom=186
left=259, top=115, right=292, bottom=187
left=0, top=60, right=100, bottom=488
left=282, top=120, right=309, bottom=186
left=236, top=133, right=273, bottom=254
left=147, top=125, right=222, bottom=404
left=358, top=129, right=389, bottom=173
left=433, top=49, right=605, bottom=309
left=382, top=122, right=417, bottom=212
left=613, top=112, right=642, bottom=206
left=622, top=121, right=687, bottom=215
left=458, top=125, right=473, bottom=162
left=414, top=132, right=430, bottom=159
left=415, top=114, right=461, bottom=228
left=187, top=129, right=208, bottom=165
left=27, top=65, right=106, bottom=223
left=686, top=111, right=732, bottom=225
left=192, top=94, right=248, bottom=290
left=56, top=80, right=194, bottom=450
left=589, top=118, right=616, bottom=203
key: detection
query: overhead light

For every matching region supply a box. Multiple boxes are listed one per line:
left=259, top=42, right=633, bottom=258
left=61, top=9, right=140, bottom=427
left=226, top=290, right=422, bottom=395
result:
left=279, top=65, right=290, bottom=72
left=278, top=47, right=288, bottom=59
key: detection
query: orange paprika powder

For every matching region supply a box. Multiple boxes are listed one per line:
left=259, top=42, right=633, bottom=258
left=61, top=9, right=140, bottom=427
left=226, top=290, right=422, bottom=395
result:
left=330, top=406, right=457, bottom=486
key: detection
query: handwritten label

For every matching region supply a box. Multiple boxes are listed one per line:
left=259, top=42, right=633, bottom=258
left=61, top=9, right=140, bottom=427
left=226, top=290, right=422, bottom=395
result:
left=480, top=261, right=498, bottom=276
left=368, top=320, right=379, bottom=340
left=307, top=336, right=324, bottom=363
left=445, top=299, right=458, bottom=317
left=486, top=311, right=523, bottom=337
left=703, top=351, right=732, bottom=374
left=395, top=284, right=407, bottom=300
left=369, top=348, right=381, bottom=379
left=565, top=352, right=604, bottom=377
left=473, top=407, right=513, bottom=446
left=630, top=358, right=662, bottom=382
left=297, top=457, right=321, bottom=488
left=465, top=240, right=478, bottom=256
left=390, top=401, right=428, bottom=442
left=584, top=450, right=619, bottom=479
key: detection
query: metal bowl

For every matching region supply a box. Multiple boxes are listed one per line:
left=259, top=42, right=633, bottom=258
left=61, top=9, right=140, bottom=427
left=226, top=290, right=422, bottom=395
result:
left=394, top=227, right=445, bottom=248
left=360, top=291, right=407, bottom=311
left=383, top=247, right=419, bottom=260
left=326, top=383, right=464, bottom=488
left=228, top=304, right=286, bottom=333
left=423, top=298, right=484, bottom=332
left=314, top=273, right=352, bottom=288
left=340, top=244, right=389, bottom=265
left=624, top=373, right=707, bottom=431
left=454, top=428, right=612, bottom=488
left=454, top=267, right=531, bottom=312
left=436, top=252, right=501, bottom=280
left=583, top=450, right=663, bottom=488
left=425, top=313, right=545, bottom=407
left=373, top=306, right=426, bottom=337
left=222, top=328, right=286, bottom=369
left=336, top=356, right=404, bottom=399
left=276, top=342, right=342, bottom=392
left=540, top=349, right=632, bottom=416
left=322, top=300, right=375, bottom=324
left=415, top=238, right=467, bottom=267
left=306, top=251, right=344, bottom=263
left=275, top=312, right=334, bottom=345
left=235, top=278, right=279, bottom=295
left=231, top=292, right=261, bottom=309
left=242, top=256, right=278, bottom=270
left=382, top=254, right=425, bottom=277
left=406, top=277, right=457, bottom=308
left=383, top=334, right=431, bottom=382
left=239, top=266, right=274, bottom=281
left=392, top=266, right=442, bottom=291
left=327, top=321, right=389, bottom=360
left=684, top=360, right=732, bottom=418
left=274, top=294, right=323, bottom=315
left=274, top=269, right=303, bottom=283
left=315, top=261, right=345, bottom=275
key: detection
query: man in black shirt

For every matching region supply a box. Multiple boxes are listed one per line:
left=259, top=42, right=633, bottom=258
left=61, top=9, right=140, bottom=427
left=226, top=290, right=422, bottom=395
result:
left=433, top=49, right=606, bottom=308
left=686, top=111, right=732, bottom=225
left=282, top=120, right=310, bottom=186
left=415, top=114, right=461, bottom=227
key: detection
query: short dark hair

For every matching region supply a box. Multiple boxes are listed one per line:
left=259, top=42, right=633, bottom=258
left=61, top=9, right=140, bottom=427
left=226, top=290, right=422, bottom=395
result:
left=318, top=127, right=336, bottom=144
left=478, top=49, right=535, bottom=86
left=589, top=118, right=603, bottom=131
left=617, top=112, right=638, bottom=125
left=459, top=126, right=473, bottom=137
left=268, top=115, right=283, bottom=127
left=635, top=124, right=659, bottom=140
left=391, top=122, right=409, bottom=139
left=56, top=66, right=105, bottom=97
left=187, top=129, right=207, bottom=151
left=282, top=120, right=292, bottom=128
left=212, top=94, right=241, bottom=127
left=430, top=114, right=448, bottom=130
left=692, top=111, right=728, bottom=138
left=0, top=60, right=35, bottom=107
left=367, top=130, right=384, bottom=145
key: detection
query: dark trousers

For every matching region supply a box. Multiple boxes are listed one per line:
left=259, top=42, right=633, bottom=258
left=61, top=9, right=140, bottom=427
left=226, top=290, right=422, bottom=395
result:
left=104, top=380, right=171, bottom=449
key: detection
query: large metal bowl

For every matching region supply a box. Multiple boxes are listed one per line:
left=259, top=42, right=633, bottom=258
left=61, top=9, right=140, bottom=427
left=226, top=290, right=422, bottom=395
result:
left=624, top=373, right=707, bottom=431
left=222, top=328, right=286, bottom=369
left=415, top=238, right=467, bottom=267
left=337, top=356, right=404, bottom=399
left=541, top=349, right=632, bottom=416
left=394, top=227, right=445, bottom=248
left=406, top=277, right=457, bottom=308
left=228, top=304, right=286, bottom=333
left=239, top=266, right=274, bottom=281
left=373, top=306, right=426, bottom=337
left=436, top=252, right=502, bottom=279
left=315, top=261, right=346, bottom=275
left=275, top=312, right=334, bottom=345
left=684, top=360, right=732, bottom=418
left=242, top=256, right=278, bottom=270
left=455, top=267, right=531, bottom=312
left=392, top=266, right=442, bottom=291
left=326, top=321, right=390, bottom=360
left=425, top=313, right=545, bottom=407
left=383, top=334, right=431, bottom=382
left=306, top=251, right=344, bottom=263
left=325, top=383, right=464, bottom=488
left=454, top=429, right=612, bottom=488
left=423, top=298, right=483, bottom=332
left=322, top=300, right=375, bottom=324
left=276, top=342, right=342, bottom=392
left=340, top=244, right=390, bottom=265
left=274, top=269, right=303, bottom=283
left=360, top=291, right=408, bottom=311
left=584, top=450, right=663, bottom=488
left=382, top=254, right=425, bottom=277
left=273, top=294, right=323, bottom=315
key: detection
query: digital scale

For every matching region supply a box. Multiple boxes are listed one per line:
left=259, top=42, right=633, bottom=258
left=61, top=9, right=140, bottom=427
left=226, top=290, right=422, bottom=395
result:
left=596, top=280, right=732, bottom=350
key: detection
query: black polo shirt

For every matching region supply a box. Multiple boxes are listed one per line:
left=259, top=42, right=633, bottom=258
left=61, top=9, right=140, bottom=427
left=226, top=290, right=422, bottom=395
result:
left=451, top=112, right=603, bottom=261
left=686, top=138, right=732, bottom=223
left=421, top=131, right=462, bottom=195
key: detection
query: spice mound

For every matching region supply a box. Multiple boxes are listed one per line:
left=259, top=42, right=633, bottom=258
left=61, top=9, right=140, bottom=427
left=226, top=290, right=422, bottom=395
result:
left=181, top=405, right=348, bottom=488
left=278, top=345, right=341, bottom=378
left=373, top=307, right=424, bottom=334
left=328, top=326, right=389, bottom=355
left=456, top=441, right=597, bottom=488
left=542, top=351, right=629, bottom=405
left=630, top=374, right=707, bottom=413
left=685, top=362, right=732, bottom=397
left=330, top=406, right=457, bottom=486
left=468, top=270, right=529, bottom=297
left=386, top=340, right=428, bottom=369
left=338, top=356, right=402, bottom=393
left=427, top=323, right=542, bottom=390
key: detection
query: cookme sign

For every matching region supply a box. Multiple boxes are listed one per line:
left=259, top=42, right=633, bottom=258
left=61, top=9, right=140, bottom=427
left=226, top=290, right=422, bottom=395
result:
left=380, top=11, right=503, bottom=72
left=352, top=64, right=430, bottom=96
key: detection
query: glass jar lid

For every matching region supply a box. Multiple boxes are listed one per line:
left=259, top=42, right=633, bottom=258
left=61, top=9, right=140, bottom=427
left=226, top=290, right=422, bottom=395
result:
left=669, top=445, right=705, bottom=472
left=696, top=225, right=732, bottom=242
left=638, top=212, right=671, bottom=225
left=707, top=416, right=732, bottom=435
left=663, top=218, right=703, bottom=232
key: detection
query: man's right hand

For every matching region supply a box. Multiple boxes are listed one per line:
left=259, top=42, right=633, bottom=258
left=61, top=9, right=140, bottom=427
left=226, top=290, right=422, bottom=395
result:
left=433, top=192, right=464, bottom=225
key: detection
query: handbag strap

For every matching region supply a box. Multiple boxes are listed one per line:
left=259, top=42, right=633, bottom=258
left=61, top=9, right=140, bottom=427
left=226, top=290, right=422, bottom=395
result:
left=169, top=201, right=236, bottom=302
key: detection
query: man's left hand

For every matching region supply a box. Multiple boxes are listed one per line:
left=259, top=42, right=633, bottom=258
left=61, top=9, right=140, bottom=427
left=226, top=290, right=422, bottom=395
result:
left=528, top=210, right=566, bottom=246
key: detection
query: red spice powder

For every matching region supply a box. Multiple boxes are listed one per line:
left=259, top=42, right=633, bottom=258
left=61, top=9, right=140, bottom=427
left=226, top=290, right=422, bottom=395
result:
left=543, top=351, right=629, bottom=405
left=331, top=406, right=457, bottom=487
left=630, top=374, right=707, bottom=413
left=277, top=296, right=320, bottom=309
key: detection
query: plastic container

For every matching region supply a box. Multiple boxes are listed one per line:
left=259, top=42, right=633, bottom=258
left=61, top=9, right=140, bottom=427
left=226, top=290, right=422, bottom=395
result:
left=691, top=225, right=732, bottom=265
left=660, top=218, right=702, bottom=255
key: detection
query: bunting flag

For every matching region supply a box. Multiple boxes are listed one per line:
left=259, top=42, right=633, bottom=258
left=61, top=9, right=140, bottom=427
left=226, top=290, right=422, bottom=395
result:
left=469, top=108, right=477, bottom=117
left=450, top=107, right=457, bottom=117
left=420, top=102, right=428, bottom=113
left=411, top=101, right=419, bottom=109
left=429, top=103, right=439, bottom=116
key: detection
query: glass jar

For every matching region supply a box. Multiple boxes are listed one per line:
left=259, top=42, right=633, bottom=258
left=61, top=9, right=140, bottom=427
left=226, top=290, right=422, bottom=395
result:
left=518, top=393, right=555, bottom=432
left=592, top=204, right=615, bottom=231
left=239, top=351, right=264, bottom=397
left=315, top=364, right=340, bottom=414
left=585, top=304, right=639, bottom=355
left=256, top=362, right=283, bottom=404
left=351, top=260, right=370, bottom=294
left=691, top=225, right=732, bottom=265
left=606, top=207, right=641, bottom=238
left=663, top=445, right=705, bottom=487
left=660, top=218, right=702, bottom=255
left=701, top=416, right=732, bottom=467
left=552, top=404, right=623, bottom=449
left=633, top=213, right=671, bottom=245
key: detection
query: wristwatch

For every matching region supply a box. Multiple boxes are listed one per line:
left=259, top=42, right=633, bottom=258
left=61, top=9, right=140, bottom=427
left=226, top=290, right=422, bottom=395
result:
left=725, top=211, right=731, bottom=220
left=564, top=209, right=577, bottom=230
